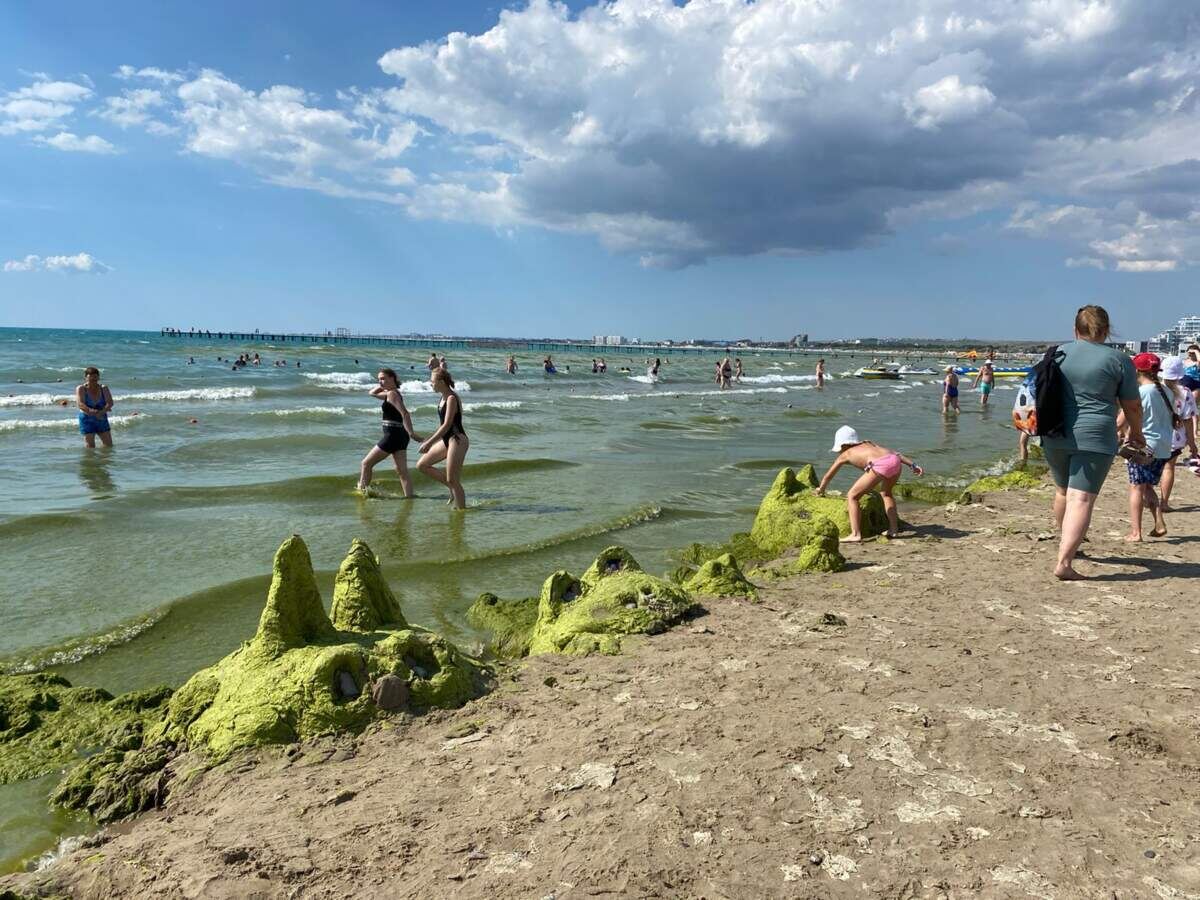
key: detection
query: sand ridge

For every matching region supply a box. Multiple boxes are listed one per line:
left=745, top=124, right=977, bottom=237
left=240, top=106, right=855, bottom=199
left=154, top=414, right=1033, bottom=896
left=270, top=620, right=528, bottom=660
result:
left=5, top=472, right=1200, bottom=899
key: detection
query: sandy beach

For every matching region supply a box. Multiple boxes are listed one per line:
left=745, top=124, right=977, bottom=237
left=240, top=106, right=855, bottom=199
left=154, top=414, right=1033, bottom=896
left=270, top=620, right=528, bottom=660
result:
left=3, top=466, right=1199, bottom=900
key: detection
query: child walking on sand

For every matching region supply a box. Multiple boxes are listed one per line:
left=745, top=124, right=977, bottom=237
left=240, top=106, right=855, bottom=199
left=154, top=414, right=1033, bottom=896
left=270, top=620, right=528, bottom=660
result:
left=816, top=425, right=924, bottom=541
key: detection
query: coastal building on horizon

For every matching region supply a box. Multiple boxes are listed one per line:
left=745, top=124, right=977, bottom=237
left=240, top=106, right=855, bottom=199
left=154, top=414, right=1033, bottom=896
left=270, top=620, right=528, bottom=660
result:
left=592, top=335, right=626, bottom=346
left=1147, top=314, right=1200, bottom=354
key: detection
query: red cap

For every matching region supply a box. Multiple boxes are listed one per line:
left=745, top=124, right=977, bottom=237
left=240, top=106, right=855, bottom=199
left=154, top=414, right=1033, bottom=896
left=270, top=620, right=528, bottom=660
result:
left=1132, top=352, right=1161, bottom=372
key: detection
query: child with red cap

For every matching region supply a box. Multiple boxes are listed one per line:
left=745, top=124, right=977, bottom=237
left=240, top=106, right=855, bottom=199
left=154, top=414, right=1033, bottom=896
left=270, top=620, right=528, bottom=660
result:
left=1119, top=353, right=1179, bottom=541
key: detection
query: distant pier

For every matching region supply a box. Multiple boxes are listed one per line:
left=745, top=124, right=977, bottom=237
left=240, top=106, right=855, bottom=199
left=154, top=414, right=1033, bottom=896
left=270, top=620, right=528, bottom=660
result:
left=158, top=328, right=814, bottom=356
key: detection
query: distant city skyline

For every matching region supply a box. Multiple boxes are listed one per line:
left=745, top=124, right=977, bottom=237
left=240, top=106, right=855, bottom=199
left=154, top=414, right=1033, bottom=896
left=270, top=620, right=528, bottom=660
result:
left=1, top=1, right=1198, bottom=340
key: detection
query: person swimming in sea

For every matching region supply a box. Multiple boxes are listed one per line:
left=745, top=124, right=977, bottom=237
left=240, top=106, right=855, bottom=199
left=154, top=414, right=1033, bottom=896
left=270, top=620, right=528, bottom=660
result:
left=358, top=368, right=421, bottom=497
left=815, top=358, right=826, bottom=389
left=816, top=425, right=923, bottom=541
left=942, top=366, right=960, bottom=414
left=417, top=367, right=469, bottom=509
left=720, top=355, right=733, bottom=390
left=426, top=353, right=439, bottom=372
left=734, top=357, right=744, bottom=383
left=75, top=366, right=114, bottom=448
left=544, top=356, right=557, bottom=374
left=598, top=358, right=607, bottom=373
left=506, top=355, right=518, bottom=375
left=648, top=357, right=661, bottom=380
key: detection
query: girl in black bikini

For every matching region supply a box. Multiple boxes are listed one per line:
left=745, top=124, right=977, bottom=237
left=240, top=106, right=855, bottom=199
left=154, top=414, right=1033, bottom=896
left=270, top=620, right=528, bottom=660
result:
left=358, top=368, right=421, bottom=496
left=417, top=367, right=470, bottom=509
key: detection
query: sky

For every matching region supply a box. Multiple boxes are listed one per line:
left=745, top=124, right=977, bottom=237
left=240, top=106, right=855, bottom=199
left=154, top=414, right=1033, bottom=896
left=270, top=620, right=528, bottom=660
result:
left=0, top=0, right=1198, bottom=342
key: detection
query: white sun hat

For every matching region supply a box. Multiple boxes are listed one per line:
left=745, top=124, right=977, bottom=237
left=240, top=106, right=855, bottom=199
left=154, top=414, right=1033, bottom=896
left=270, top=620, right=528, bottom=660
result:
left=1161, top=356, right=1185, bottom=381
left=831, top=425, right=861, bottom=451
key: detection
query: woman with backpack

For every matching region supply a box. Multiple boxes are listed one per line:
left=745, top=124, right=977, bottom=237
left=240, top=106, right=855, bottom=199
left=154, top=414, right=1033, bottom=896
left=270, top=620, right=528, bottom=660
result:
left=1117, top=353, right=1179, bottom=541
left=1040, top=306, right=1145, bottom=580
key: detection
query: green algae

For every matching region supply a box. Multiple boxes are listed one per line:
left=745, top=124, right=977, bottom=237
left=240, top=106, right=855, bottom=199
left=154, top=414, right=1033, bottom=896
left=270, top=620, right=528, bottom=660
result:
left=329, top=538, right=407, bottom=632
left=157, top=535, right=491, bottom=760
left=50, top=742, right=172, bottom=823
left=527, top=548, right=697, bottom=656
left=750, top=466, right=887, bottom=555
left=683, top=553, right=758, bottom=600
left=0, top=673, right=170, bottom=786
left=892, top=482, right=963, bottom=505
left=580, top=546, right=642, bottom=589
left=962, top=468, right=1045, bottom=499
left=466, top=593, right=538, bottom=659
left=751, top=519, right=845, bottom=579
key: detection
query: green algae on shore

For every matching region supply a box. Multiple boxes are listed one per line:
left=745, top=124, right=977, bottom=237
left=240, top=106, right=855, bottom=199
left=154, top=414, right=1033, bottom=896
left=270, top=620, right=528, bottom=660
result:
left=158, top=535, right=491, bottom=760
left=683, top=553, right=759, bottom=600
left=750, top=466, right=886, bottom=555
left=962, top=467, right=1046, bottom=499
left=467, top=593, right=539, bottom=659
left=0, top=674, right=171, bottom=786
left=526, top=547, right=698, bottom=656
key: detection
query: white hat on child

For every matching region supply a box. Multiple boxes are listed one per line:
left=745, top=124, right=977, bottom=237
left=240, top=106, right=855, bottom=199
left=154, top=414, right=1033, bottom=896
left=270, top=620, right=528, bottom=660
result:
left=831, top=425, right=861, bottom=451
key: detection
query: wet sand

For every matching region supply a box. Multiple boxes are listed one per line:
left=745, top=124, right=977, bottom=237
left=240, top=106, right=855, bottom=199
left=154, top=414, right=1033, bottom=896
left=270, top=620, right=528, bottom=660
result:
left=5, top=469, right=1200, bottom=899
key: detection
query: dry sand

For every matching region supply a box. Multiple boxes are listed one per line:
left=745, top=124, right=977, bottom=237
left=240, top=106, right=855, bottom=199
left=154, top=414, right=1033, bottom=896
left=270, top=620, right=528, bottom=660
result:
left=5, top=470, right=1200, bottom=899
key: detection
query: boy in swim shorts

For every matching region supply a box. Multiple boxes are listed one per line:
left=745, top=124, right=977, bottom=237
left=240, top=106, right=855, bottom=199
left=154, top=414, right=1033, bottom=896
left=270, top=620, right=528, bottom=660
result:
left=816, top=425, right=924, bottom=541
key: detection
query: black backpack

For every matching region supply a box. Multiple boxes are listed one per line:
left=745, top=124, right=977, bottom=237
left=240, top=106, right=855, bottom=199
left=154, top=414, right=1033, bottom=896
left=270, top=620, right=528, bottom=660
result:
left=1032, top=345, right=1067, bottom=438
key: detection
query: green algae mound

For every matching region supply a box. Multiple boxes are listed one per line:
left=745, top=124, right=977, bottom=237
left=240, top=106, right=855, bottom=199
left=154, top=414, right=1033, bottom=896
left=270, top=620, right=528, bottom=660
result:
left=684, top=553, right=758, bottom=600
left=893, top=482, right=963, bottom=505
left=330, top=538, right=407, bottom=631
left=750, top=466, right=887, bottom=555
left=467, top=593, right=539, bottom=659
left=0, top=673, right=171, bottom=786
left=158, top=535, right=490, bottom=760
left=526, top=547, right=698, bottom=656
left=962, top=468, right=1045, bottom=499
left=750, top=519, right=844, bottom=579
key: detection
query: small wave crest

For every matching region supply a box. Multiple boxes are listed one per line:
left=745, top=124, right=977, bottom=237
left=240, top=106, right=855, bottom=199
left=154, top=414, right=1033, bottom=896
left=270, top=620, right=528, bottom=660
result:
left=2, top=610, right=166, bottom=675
left=627, top=374, right=658, bottom=384
left=258, top=406, right=347, bottom=417
left=303, top=371, right=375, bottom=385
left=0, top=414, right=144, bottom=433
left=739, top=374, right=816, bottom=384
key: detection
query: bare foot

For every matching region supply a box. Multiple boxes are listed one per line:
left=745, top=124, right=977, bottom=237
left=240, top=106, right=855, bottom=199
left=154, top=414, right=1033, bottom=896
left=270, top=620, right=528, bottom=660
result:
left=1124, top=533, right=1142, bottom=543
left=1054, top=565, right=1087, bottom=581
left=840, top=535, right=864, bottom=544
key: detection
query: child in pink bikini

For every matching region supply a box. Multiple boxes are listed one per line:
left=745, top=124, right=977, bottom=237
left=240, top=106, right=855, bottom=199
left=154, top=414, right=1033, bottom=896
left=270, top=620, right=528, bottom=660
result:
left=815, top=426, right=924, bottom=541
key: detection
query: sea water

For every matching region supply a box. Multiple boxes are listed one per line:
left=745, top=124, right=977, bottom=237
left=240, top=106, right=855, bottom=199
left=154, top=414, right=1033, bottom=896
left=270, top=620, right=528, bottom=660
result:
left=0, top=327, right=1023, bottom=867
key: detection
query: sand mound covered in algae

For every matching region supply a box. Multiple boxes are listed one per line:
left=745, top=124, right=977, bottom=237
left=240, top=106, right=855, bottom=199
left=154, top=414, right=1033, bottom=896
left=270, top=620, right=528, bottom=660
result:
left=158, top=535, right=491, bottom=760
left=470, top=547, right=698, bottom=658
left=0, top=536, right=490, bottom=827
left=751, top=465, right=887, bottom=554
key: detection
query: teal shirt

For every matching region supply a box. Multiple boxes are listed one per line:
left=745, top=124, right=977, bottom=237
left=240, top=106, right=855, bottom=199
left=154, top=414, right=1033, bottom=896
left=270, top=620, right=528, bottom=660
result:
left=1042, top=340, right=1138, bottom=455
left=1139, top=383, right=1174, bottom=460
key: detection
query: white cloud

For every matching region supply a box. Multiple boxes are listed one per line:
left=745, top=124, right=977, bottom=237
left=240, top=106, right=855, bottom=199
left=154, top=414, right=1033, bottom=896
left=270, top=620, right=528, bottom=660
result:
left=4, top=253, right=110, bottom=273
left=95, top=88, right=166, bottom=129
left=1115, top=259, right=1177, bottom=272
left=905, top=75, right=996, bottom=130
left=34, top=132, right=118, bottom=154
left=0, top=77, right=92, bottom=135
left=114, top=65, right=183, bottom=83
left=1065, top=256, right=1106, bottom=269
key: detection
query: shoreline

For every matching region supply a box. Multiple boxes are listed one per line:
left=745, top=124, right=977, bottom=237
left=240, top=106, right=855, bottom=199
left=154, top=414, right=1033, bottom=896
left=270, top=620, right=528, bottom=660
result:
left=4, top=466, right=1200, bottom=897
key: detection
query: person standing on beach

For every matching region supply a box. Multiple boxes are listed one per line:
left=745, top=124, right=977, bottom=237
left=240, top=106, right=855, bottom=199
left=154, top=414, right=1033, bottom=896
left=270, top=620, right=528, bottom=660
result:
left=418, top=368, right=469, bottom=509
left=815, top=358, right=826, bottom=389
left=972, top=359, right=995, bottom=407
left=942, top=366, right=960, bottom=415
left=1159, top=356, right=1198, bottom=512
left=75, top=367, right=113, bottom=448
left=1118, top=353, right=1176, bottom=542
left=815, top=425, right=923, bottom=541
left=1042, top=305, right=1144, bottom=580
left=358, top=368, right=421, bottom=496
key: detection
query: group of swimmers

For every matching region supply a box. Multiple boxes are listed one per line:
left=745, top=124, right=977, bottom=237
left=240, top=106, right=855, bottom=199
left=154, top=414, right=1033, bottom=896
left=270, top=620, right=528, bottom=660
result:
left=940, top=355, right=997, bottom=414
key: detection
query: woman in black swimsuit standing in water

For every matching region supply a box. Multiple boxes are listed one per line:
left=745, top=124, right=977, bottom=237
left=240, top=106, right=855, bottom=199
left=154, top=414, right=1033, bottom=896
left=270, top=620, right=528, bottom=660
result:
left=418, top=367, right=470, bottom=509
left=358, top=368, right=421, bottom=496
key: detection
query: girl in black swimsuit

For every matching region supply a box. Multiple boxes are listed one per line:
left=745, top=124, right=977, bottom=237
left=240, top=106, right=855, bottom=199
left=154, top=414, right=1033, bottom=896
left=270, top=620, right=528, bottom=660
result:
left=417, top=367, right=470, bottom=509
left=358, top=368, right=421, bottom=496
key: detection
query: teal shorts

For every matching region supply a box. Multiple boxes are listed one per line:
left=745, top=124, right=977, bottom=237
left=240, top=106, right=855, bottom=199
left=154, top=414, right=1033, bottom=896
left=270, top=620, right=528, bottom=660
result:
left=980, top=382, right=993, bottom=395
left=1042, top=447, right=1113, bottom=495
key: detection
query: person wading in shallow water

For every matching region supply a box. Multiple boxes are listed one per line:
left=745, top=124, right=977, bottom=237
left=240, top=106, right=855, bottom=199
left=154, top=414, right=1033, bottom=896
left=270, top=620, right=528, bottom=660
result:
left=76, top=366, right=114, bottom=448
left=418, top=367, right=470, bottom=509
left=358, top=368, right=420, bottom=496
